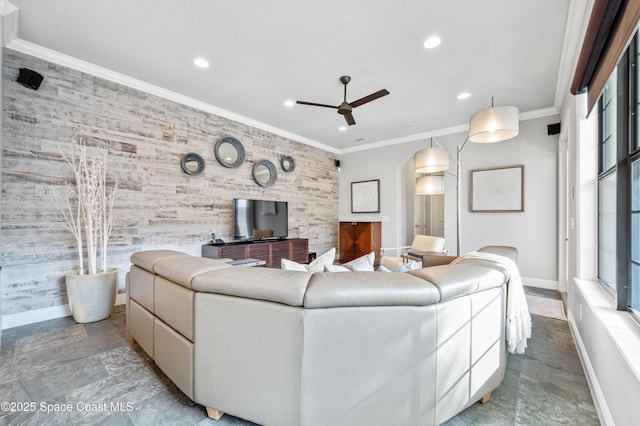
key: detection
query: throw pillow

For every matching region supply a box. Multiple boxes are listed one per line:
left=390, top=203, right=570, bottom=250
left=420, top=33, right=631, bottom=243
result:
left=377, top=261, right=420, bottom=273
left=324, top=264, right=350, bottom=272
left=343, top=251, right=375, bottom=271
left=280, top=258, right=308, bottom=272
left=281, top=247, right=336, bottom=272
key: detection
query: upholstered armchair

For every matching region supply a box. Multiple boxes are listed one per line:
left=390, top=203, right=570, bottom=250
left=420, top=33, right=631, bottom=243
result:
left=380, top=235, right=447, bottom=269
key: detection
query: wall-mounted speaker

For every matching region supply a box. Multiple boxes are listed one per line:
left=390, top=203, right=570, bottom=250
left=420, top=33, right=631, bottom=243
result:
left=334, top=159, right=341, bottom=168
left=547, top=123, right=561, bottom=135
left=17, top=68, right=44, bottom=90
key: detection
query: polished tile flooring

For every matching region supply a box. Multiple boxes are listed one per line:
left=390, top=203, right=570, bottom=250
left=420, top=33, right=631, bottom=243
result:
left=0, top=288, right=600, bottom=425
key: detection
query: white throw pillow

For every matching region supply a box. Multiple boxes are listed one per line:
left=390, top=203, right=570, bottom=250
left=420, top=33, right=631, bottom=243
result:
left=343, top=252, right=375, bottom=271
left=280, top=258, right=308, bottom=271
left=324, top=264, right=350, bottom=272
left=377, top=260, right=420, bottom=273
left=281, top=247, right=336, bottom=272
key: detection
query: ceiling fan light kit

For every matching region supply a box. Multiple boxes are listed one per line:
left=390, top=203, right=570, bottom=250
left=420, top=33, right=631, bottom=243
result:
left=296, top=76, right=389, bottom=126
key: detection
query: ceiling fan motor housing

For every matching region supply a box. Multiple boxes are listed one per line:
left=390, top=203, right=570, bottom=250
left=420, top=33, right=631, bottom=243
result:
left=338, top=102, right=352, bottom=115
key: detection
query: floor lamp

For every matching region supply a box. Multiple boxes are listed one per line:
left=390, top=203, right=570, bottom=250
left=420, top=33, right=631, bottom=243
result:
left=415, top=99, right=519, bottom=256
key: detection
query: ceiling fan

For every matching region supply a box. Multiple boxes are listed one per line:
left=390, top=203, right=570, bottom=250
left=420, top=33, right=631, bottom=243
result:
left=296, top=76, right=390, bottom=126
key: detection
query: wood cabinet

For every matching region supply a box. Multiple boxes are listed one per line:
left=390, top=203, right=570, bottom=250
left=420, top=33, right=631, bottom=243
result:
left=202, top=238, right=308, bottom=268
left=339, top=222, right=381, bottom=265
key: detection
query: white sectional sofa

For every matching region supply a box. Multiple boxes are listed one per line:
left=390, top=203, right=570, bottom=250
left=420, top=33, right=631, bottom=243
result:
left=126, top=246, right=517, bottom=425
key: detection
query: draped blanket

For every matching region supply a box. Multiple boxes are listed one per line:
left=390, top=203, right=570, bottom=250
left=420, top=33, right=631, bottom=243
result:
left=451, top=251, right=532, bottom=354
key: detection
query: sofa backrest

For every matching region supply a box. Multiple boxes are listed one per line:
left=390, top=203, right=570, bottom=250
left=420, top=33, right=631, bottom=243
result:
left=129, top=246, right=517, bottom=308
left=192, top=267, right=312, bottom=307
left=304, top=271, right=440, bottom=308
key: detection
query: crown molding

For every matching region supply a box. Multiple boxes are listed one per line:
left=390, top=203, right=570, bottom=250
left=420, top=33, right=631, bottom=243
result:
left=6, top=38, right=562, bottom=157
left=7, top=38, right=340, bottom=154
left=342, top=106, right=560, bottom=154
left=554, top=0, right=593, bottom=110
left=0, top=0, right=18, bottom=47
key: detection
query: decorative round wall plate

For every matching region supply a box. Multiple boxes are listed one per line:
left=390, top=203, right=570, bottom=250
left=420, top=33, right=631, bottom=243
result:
left=180, top=152, right=205, bottom=175
left=214, top=136, right=245, bottom=168
left=253, top=160, right=277, bottom=187
left=281, top=156, right=295, bottom=172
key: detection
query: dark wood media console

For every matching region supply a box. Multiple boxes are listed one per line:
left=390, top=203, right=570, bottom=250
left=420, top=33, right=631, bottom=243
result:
left=202, top=238, right=309, bottom=268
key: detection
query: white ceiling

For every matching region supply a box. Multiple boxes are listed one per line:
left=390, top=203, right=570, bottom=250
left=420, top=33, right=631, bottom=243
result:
left=8, top=0, right=572, bottom=152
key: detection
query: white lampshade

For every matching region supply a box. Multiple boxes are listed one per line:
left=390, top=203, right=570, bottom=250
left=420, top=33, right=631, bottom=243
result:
left=414, top=147, right=450, bottom=173
left=468, top=105, right=519, bottom=143
left=416, top=175, right=444, bottom=195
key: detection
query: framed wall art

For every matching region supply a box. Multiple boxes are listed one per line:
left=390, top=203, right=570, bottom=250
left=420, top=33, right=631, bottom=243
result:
left=470, top=165, right=524, bottom=212
left=351, top=179, right=380, bottom=213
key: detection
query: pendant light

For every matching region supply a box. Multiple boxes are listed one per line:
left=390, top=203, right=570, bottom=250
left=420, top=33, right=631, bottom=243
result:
left=415, top=175, right=445, bottom=195
left=414, top=138, right=450, bottom=173
left=468, top=97, right=519, bottom=143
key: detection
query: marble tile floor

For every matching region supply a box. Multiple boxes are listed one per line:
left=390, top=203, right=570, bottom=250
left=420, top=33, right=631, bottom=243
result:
left=0, top=287, right=599, bottom=425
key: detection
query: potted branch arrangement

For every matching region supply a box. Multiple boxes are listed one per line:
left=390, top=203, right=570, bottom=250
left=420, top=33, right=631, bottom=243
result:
left=57, top=136, right=119, bottom=323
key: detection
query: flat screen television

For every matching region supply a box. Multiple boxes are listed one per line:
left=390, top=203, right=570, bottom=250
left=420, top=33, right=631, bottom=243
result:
left=233, top=198, right=288, bottom=240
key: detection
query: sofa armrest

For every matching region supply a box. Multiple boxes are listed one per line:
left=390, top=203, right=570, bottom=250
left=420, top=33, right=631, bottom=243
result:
left=477, top=245, right=518, bottom=262
left=420, top=254, right=458, bottom=267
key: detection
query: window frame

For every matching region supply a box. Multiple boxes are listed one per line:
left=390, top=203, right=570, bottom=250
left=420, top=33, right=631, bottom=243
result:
left=597, top=32, right=640, bottom=316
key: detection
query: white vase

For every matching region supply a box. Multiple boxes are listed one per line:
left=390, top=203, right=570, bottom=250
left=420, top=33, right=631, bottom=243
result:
left=66, top=267, right=118, bottom=323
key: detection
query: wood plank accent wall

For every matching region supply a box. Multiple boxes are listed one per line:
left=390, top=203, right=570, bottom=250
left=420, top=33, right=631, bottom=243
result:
left=1, top=50, right=339, bottom=317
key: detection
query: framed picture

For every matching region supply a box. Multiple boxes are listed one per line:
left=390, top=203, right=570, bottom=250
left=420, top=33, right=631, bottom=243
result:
left=470, top=165, right=524, bottom=212
left=351, top=179, right=380, bottom=213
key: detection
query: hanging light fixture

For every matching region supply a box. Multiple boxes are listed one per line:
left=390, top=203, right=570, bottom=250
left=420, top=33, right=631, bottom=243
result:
left=415, top=175, right=445, bottom=195
left=468, top=97, right=519, bottom=143
left=414, top=138, right=450, bottom=173
left=410, top=98, right=518, bottom=255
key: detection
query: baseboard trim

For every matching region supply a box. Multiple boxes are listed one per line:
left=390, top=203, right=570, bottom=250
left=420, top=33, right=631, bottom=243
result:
left=522, top=277, right=558, bottom=290
left=567, top=311, right=614, bottom=426
left=1, top=293, right=127, bottom=330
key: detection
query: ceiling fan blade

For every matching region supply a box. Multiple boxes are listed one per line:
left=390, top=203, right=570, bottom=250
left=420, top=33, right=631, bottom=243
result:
left=296, top=100, right=339, bottom=109
left=350, top=89, right=390, bottom=108
left=344, top=111, right=356, bottom=126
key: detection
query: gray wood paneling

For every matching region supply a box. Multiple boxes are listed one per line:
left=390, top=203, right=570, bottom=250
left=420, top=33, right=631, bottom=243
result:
left=1, top=50, right=338, bottom=317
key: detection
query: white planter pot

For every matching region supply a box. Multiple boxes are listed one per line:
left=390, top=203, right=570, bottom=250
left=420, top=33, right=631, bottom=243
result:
left=66, top=267, right=118, bottom=323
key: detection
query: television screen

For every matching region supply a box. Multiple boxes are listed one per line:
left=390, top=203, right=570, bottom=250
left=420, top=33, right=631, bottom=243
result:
left=234, top=198, right=288, bottom=240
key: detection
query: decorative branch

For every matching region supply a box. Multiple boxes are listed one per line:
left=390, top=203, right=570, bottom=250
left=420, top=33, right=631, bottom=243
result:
left=54, top=136, right=118, bottom=275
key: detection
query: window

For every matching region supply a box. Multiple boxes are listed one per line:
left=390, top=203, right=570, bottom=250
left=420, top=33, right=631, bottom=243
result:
left=598, top=171, right=616, bottom=291
left=601, top=68, right=617, bottom=172
left=598, top=70, right=618, bottom=293
left=632, top=159, right=640, bottom=314
left=597, top=32, right=640, bottom=316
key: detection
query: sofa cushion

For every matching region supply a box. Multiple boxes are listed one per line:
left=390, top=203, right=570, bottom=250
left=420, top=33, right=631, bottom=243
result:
left=304, top=272, right=440, bottom=308
left=154, top=256, right=231, bottom=289
left=130, top=250, right=191, bottom=273
left=192, top=267, right=312, bottom=307
left=408, top=263, right=506, bottom=302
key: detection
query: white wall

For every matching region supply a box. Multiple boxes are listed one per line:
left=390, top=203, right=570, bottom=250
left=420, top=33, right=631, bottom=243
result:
left=559, top=85, right=640, bottom=426
left=339, top=115, right=560, bottom=283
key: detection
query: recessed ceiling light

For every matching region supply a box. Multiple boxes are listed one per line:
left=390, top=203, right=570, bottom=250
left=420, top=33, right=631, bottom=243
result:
left=457, top=92, right=471, bottom=100
left=338, top=126, right=348, bottom=132
left=284, top=99, right=295, bottom=107
left=193, top=57, right=209, bottom=68
left=423, top=36, right=441, bottom=49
